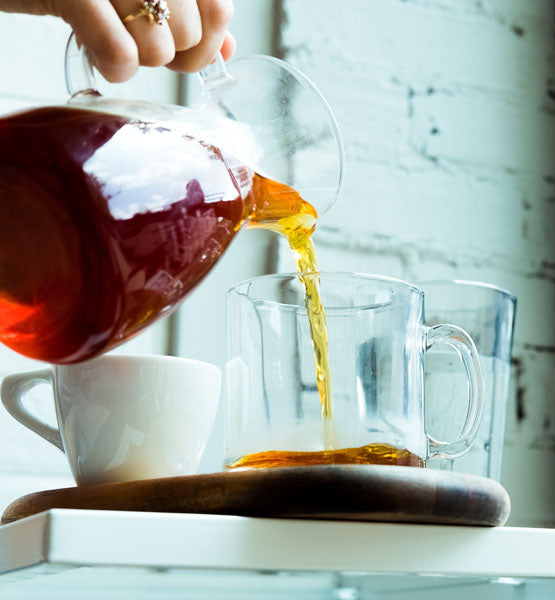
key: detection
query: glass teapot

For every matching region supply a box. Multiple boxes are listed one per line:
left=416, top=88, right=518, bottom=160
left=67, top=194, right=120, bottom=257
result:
left=0, top=35, right=343, bottom=364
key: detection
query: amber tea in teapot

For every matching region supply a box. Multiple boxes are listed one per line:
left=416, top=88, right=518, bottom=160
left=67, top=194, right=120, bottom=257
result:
left=0, top=105, right=319, bottom=364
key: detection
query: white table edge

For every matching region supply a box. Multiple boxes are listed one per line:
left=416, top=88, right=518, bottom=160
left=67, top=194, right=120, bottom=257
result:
left=1, top=509, right=554, bottom=582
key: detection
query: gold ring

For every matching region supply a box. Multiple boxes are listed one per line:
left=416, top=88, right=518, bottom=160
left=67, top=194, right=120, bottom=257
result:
left=123, top=0, right=171, bottom=25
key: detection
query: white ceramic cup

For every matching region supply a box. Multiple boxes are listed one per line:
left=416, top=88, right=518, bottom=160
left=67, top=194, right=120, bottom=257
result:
left=1, top=354, right=221, bottom=486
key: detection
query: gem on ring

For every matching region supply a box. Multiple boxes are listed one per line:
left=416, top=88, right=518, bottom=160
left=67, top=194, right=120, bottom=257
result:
left=123, top=0, right=171, bottom=25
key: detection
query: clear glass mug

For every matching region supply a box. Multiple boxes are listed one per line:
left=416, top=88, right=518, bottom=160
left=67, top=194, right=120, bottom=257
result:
left=224, top=273, right=485, bottom=470
left=421, top=280, right=516, bottom=480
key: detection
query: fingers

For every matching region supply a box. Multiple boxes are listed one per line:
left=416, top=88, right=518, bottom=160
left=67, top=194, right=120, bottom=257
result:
left=45, top=0, right=141, bottom=83
left=219, top=30, right=236, bottom=62
left=2, top=0, right=235, bottom=81
left=115, top=0, right=234, bottom=71
left=166, top=0, right=202, bottom=52
left=116, top=0, right=176, bottom=67
left=167, top=0, right=234, bottom=73
left=80, top=0, right=235, bottom=78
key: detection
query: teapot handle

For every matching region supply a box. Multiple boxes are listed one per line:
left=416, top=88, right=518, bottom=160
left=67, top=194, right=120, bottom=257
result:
left=65, top=33, right=99, bottom=97
left=197, top=53, right=233, bottom=93
left=65, top=30, right=229, bottom=98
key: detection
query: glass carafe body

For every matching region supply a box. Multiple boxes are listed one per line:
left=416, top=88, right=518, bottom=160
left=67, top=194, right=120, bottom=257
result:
left=0, top=37, right=343, bottom=364
left=0, top=101, right=254, bottom=363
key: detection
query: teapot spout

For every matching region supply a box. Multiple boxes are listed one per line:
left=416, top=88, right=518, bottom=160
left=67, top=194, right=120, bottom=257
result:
left=246, top=174, right=317, bottom=233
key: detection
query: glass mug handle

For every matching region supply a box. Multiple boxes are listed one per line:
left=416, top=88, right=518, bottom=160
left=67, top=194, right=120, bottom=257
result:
left=424, top=324, right=485, bottom=459
left=0, top=369, right=64, bottom=451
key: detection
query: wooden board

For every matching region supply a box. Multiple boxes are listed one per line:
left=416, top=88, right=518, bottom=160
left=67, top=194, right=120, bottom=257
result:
left=1, top=465, right=511, bottom=526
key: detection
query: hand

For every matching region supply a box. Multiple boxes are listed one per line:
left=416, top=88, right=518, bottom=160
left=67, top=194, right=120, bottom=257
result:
left=0, top=0, right=236, bottom=82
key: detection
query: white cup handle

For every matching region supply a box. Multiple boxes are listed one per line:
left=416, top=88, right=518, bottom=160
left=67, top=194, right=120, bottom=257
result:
left=1, top=369, right=64, bottom=451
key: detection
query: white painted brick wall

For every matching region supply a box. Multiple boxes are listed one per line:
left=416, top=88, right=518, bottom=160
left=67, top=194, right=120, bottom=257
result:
left=279, top=0, right=555, bottom=527
left=1, top=1, right=553, bottom=531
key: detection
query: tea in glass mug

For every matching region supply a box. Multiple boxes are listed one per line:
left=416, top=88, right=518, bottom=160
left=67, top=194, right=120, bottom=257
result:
left=224, top=272, right=485, bottom=470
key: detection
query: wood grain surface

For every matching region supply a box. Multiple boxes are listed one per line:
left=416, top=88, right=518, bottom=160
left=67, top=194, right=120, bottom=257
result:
left=1, top=465, right=511, bottom=526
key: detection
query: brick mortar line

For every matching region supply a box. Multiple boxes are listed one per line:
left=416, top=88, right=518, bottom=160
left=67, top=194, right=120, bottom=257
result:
left=312, top=227, right=555, bottom=279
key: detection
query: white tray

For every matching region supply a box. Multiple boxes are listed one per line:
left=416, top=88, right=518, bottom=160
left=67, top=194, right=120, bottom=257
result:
left=1, top=510, right=554, bottom=599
